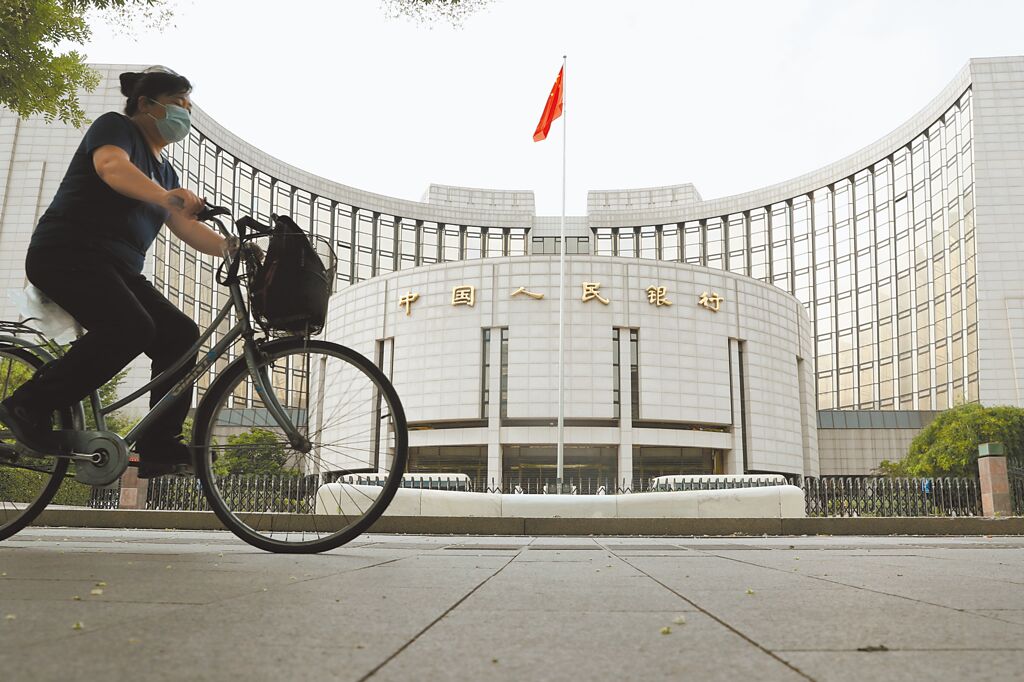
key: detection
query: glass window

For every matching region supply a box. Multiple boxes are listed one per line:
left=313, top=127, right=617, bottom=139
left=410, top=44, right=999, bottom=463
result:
left=683, top=221, right=702, bottom=265
left=376, top=214, right=396, bottom=275
left=727, top=213, right=747, bottom=276
left=639, top=226, right=657, bottom=259
left=618, top=228, right=636, bottom=258
left=662, top=225, right=680, bottom=261
left=485, top=228, right=504, bottom=258
left=355, top=210, right=374, bottom=282
left=706, top=218, right=724, bottom=270
left=443, top=225, right=462, bottom=262
left=466, top=226, right=483, bottom=259
left=418, top=222, right=438, bottom=264
left=399, top=218, right=417, bottom=269
left=509, top=229, right=527, bottom=256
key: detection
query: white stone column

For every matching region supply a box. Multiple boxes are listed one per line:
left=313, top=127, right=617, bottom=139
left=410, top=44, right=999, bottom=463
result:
left=798, top=355, right=820, bottom=477
left=486, top=327, right=503, bottom=490
left=617, top=328, right=633, bottom=490
left=727, top=338, right=745, bottom=475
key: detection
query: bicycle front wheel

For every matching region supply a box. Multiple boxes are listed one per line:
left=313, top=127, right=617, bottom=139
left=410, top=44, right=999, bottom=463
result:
left=0, top=345, right=72, bottom=541
left=193, top=338, right=408, bottom=553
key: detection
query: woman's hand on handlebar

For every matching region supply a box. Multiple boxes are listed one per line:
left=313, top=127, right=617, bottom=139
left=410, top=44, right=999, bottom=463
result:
left=222, top=235, right=241, bottom=260
left=163, top=188, right=205, bottom=217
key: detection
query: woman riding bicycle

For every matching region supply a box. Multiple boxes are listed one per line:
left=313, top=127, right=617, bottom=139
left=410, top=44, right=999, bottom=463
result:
left=0, top=66, right=228, bottom=478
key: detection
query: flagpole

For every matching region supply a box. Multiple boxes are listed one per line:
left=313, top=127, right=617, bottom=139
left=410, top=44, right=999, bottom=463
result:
left=556, top=54, right=567, bottom=491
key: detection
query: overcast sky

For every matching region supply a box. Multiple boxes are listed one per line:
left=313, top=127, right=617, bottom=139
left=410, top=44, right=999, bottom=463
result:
left=80, top=0, right=1024, bottom=215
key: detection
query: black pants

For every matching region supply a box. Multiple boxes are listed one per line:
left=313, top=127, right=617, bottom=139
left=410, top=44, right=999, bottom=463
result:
left=12, top=247, right=199, bottom=442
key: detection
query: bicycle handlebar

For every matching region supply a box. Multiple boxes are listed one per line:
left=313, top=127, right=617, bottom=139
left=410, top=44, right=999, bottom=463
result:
left=196, top=201, right=275, bottom=287
left=195, top=202, right=274, bottom=238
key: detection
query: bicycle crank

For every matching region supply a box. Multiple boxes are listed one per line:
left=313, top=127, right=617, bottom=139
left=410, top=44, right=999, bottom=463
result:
left=65, top=431, right=130, bottom=486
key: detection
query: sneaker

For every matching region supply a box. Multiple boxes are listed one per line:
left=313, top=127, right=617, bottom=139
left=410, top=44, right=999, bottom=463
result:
left=0, top=398, right=56, bottom=453
left=136, top=435, right=194, bottom=479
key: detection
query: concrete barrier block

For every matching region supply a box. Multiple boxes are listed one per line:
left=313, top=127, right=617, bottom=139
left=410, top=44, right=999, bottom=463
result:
left=315, top=484, right=422, bottom=517
left=380, top=487, right=423, bottom=516
left=616, top=491, right=700, bottom=518
left=779, top=485, right=806, bottom=518
left=697, top=487, right=780, bottom=518
left=501, top=493, right=618, bottom=518
left=420, top=489, right=503, bottom=517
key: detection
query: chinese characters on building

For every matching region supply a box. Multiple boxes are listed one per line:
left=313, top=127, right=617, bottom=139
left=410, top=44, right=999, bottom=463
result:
left=511, top=287, right=544, bottom=300
left=581, top=281, right=610, bottom=305
left=698, top=291, right=724, bottom=312
left=451, top=285, right=475, bottom=307
left=398, top=292, right=419, bottom=316
left=397, top=283, right=723, bottom=315
left=646, top=286, right=672, bottom=307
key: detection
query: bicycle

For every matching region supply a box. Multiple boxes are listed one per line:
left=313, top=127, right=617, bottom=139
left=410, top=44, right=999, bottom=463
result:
left=0, top=205, right=409, bottom=553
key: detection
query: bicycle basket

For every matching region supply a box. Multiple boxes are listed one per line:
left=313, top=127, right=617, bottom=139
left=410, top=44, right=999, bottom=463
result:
left=248, top=214, right=336, bottom=337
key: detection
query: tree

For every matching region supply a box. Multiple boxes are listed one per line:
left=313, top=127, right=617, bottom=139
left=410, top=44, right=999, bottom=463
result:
left=82, top=367, right=136, bottom=434
left=0, top=1, right=173, bottom=128
left=213, top=427, right=295, bottom=477
left=380, top=0, right=492, bottom=27
left=878, top=403, right=1024, bottom=478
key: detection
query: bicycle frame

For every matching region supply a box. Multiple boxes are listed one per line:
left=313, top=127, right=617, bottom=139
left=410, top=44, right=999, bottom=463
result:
left=1, top=216, right=307, bottom=455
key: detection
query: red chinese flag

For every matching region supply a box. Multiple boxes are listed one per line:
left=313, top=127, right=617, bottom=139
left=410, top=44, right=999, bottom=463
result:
left=533, top=66, right=564, bottom=142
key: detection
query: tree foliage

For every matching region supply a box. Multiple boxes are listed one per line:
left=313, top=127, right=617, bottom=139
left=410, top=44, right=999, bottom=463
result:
left=213, top=427, right=295, bottom=477
left=0, top=1, right=173, bottom=127
left=878, top=403, right=1024, bottom=478
left=380, top=0, right=492, bottom=27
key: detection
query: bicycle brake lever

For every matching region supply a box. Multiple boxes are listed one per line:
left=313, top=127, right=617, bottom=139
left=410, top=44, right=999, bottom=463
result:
left=197, top=204, right=231, bottom=222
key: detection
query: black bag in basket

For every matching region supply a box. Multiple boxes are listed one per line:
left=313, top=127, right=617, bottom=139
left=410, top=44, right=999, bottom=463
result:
left=249, top=215, right=330, bottom=335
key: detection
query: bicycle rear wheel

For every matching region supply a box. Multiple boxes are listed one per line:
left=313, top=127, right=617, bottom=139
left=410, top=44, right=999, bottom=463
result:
left=0, top=346, right=72, bottom=541
left=193, top=338, right=408, bottom=553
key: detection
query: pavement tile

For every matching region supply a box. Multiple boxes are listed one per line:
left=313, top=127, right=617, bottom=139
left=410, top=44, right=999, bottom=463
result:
left=969, top=609, right=1024, bottom=626
left=372, top=610, right=806, bottom=682
left=675, top=586, right=1024, bottom=651
left=0, top=598, right=186, bottom=649
left=776, top=650, right=1024, bottom=682
left=692, top=551, right=1024, bottom=610
left=1, top=530, right=1022, bottom=681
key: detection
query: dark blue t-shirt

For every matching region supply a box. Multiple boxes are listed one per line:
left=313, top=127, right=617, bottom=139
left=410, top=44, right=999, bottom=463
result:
left=31, top=112, right=180, bottom=274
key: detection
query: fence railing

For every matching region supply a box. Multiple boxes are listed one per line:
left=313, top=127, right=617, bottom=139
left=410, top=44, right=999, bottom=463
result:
left=88, top=486, right=121, bottom=510
left=1010, top=463, right=1024, bottom=517
left=86, top=473, right=991, bottom=517
left=146, top=474, right=318, bottom=513
left=802, top=476, right=981, bottom=517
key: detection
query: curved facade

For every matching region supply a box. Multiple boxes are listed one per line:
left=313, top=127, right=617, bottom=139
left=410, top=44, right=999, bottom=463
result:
left=327, top=257, right=815, bottom=487
left=590, top=76, right=977, bottom=414
left=2, top=57, right=1023, bottom=478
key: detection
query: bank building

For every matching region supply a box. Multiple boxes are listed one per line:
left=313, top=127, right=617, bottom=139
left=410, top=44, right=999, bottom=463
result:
left=2, top=57, right=1023, bottom=491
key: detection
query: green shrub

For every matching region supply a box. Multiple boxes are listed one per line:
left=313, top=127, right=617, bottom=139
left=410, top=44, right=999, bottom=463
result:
left=0, top=466, right=91, bottom=506
left=879, top=403, right=1024, bottom=477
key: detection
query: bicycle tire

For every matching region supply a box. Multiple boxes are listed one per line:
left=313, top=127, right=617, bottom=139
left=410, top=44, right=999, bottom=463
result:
left=0, top=345, right=72, bottom=541
left=192, top=338, right=409, bottom=553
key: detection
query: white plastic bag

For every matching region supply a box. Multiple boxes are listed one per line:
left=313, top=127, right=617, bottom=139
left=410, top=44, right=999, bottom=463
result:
left=7, top=284, right=80, bottom=344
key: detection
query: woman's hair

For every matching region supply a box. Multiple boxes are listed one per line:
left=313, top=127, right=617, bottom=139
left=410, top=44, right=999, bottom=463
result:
left=119, top=69, right=192, bottom=116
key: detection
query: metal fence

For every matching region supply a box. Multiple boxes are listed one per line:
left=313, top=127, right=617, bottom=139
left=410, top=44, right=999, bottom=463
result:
left=88, top=486, right=121, bottom=509
left=802, top=476, right=981, bottom=517
left=1010, top=462, right=1024, bottom=517
left=85, top=473, right=991, bottom=517
left=146, top=474, right=318, bottom=513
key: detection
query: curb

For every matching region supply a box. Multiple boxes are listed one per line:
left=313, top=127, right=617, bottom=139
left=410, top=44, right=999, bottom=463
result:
left=28, top=510, right=1024, bottom=535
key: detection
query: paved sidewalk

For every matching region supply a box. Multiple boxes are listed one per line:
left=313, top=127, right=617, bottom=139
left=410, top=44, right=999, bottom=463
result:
left=1, top=530, right=1023, bottom=681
